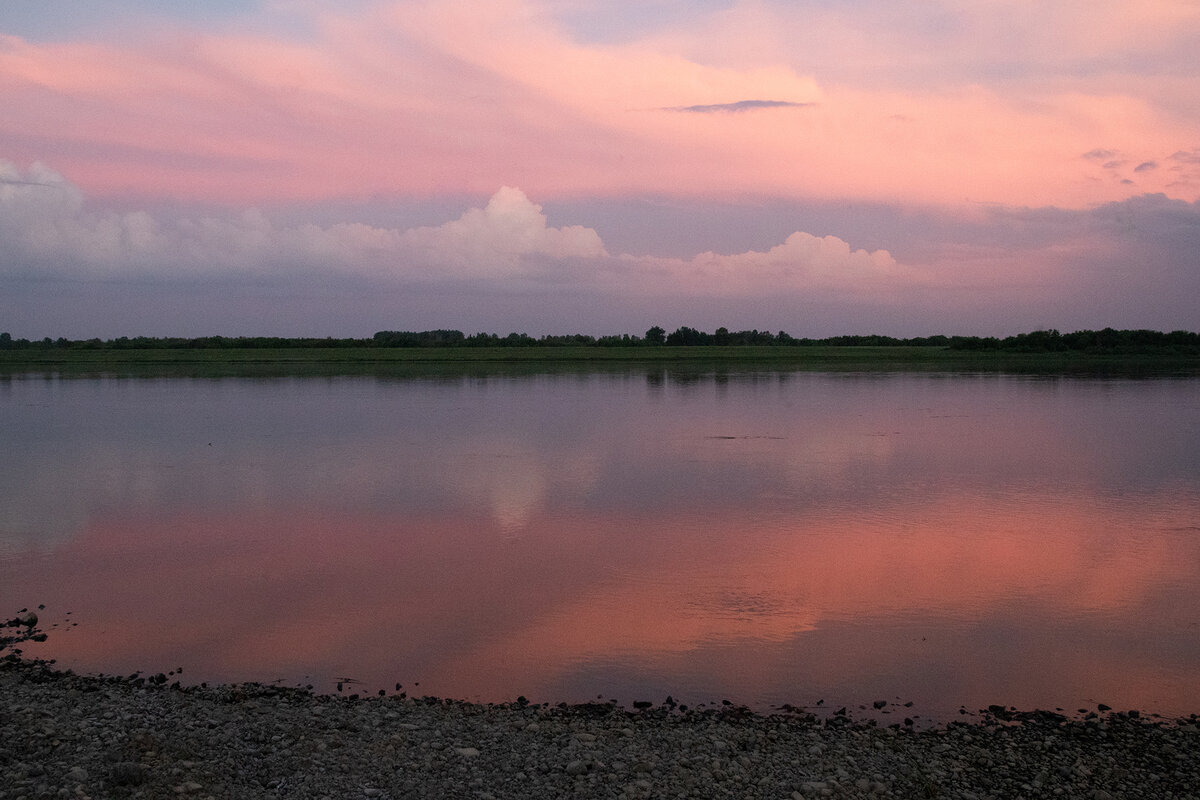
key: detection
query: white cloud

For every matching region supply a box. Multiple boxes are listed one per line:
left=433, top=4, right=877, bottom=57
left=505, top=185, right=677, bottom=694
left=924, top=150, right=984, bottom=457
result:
left=398, top=187, right=607, bottom=277
left=0, top=160, right=901, bottom=295
left=0, top=164, right=606, bottom=282
left=625, top=231, right=901, bottom=297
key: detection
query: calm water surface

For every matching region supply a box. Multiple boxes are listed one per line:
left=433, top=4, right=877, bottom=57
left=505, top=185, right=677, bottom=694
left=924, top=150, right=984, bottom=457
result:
left=2, top=370, right=1198, bottom=720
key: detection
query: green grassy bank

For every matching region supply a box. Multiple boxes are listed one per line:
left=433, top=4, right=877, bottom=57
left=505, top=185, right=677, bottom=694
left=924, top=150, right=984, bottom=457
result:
left=2, top=345, right=1197, bottom=378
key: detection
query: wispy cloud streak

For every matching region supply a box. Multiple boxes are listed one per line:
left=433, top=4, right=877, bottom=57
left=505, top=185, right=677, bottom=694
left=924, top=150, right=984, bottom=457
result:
left=1, top=1, right=1195, bottom=206
left=663, top=100, right=813, bottom=113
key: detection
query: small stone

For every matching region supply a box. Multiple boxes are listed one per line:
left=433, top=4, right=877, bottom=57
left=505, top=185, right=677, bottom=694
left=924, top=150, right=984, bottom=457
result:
left=455, top=747, right=480, bottom=757
left=18, top=611, right=38, bottom=627
left=566, top=760, right=588, bottom=777
left=66, top=766, right=88, bottom=783
left=873, top=700, right=887, bottom=709
left=363, top=790, right=381, bottom=798
left=109, top=762, right=146, bottom=786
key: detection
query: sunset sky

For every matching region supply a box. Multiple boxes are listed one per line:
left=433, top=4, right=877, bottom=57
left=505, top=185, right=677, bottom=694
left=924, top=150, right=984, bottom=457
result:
left=2, top=0, right=1198, bottom=338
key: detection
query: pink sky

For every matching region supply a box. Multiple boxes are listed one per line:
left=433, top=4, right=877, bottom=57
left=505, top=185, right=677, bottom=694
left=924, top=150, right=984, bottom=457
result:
left=1, top=0, right=1198, bottom=336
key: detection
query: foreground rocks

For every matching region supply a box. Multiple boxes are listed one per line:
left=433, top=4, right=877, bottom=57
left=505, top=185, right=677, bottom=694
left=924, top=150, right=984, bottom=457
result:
left=2, top=659, right=1198, bottom=800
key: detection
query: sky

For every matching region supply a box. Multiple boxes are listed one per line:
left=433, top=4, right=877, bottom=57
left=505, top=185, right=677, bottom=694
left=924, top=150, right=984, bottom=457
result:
left=2, top=0, right=1198, bottom=338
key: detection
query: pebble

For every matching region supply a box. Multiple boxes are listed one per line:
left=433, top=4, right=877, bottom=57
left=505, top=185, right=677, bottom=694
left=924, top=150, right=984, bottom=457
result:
left=1, top=656, right=1197, bottom=800
left=109, top=761, right=146, bottom=786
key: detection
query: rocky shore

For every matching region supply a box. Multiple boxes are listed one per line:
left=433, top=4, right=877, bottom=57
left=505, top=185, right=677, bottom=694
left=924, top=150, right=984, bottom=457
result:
left=3, top=618, right=1198, bottom=799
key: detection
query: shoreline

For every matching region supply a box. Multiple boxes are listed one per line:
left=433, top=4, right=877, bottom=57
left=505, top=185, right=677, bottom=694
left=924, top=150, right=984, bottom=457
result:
left=3, top=657, right=1197, bottom=799
left=3, top=344, right=1198, bottom=379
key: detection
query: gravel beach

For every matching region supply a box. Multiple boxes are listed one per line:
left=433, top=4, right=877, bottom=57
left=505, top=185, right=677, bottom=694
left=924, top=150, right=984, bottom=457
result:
left=3, top=620, right=1199, bottom=799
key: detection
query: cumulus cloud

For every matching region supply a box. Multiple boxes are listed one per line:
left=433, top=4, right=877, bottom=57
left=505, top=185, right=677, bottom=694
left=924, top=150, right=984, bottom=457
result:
left=398, top=187, right=606, bottom=278
left=0, top=161, right=900, bottom=297
left=664, top=100, right=813, bottom=113
left=0, top=163, right=603, bottom=282
left=624, top=232, right=901, bottom=298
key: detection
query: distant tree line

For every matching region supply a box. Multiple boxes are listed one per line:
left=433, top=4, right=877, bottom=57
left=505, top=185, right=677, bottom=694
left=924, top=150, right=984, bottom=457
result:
left=946, top=328, right=1200, bottom=354
left=0, top=333, right=368, bottom=350
left=0, top=327, right=1196, bottom=353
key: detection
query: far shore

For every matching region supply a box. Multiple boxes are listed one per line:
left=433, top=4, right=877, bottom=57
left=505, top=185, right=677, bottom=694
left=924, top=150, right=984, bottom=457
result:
left=3, top=344, right=1198, bottom=378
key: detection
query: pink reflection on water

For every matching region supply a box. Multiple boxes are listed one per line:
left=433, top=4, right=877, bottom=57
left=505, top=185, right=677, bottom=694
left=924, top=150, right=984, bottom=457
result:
left=6, top=486, right=1199, bottom=719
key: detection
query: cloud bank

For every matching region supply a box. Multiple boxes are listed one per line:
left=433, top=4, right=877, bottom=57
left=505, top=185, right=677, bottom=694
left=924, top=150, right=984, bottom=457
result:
left=0, top=161, right=894, bottom=294
left=3, top=160, right=1197, bottom=338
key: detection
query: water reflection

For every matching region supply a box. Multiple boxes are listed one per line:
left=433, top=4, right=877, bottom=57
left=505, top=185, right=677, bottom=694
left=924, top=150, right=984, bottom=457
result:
left=2, top=372, right=1198, bottom=719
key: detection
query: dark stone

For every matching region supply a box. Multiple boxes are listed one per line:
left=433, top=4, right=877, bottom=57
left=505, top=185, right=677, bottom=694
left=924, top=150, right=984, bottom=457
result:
left=109, top=762, right=146, bottom=786
left=986, top=704, right=1014, bottom=721
left=567, top=702, right=617, bottom=718
left=1098, top=703, right=1111, bottom=711
left=873, top=700, right=887, bottom=709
